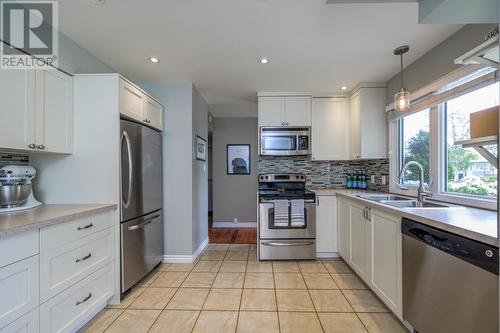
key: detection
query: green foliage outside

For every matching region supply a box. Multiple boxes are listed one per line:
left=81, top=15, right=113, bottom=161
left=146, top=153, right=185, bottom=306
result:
left=403, top=129, right=497, bottom=197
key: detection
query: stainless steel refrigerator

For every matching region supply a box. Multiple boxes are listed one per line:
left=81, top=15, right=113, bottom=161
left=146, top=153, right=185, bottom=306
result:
left=120, top=119, right=163, bottom=293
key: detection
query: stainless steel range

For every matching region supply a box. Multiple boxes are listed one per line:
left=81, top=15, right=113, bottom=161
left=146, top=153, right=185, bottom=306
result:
left=258, top=174, right=316, bottom=260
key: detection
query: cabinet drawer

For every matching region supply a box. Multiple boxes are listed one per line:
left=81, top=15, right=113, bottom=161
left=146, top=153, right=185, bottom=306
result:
left=40, top=210, right=113, bottom=251
left=0, top=256, right=39, bottom=328
left=40, top=228, right=113, bottom=302
left=0, top=309, right=38, bottom=333
left=40, top=263, right=114, bottom=333
left=0, top=231, right=39, bottom=268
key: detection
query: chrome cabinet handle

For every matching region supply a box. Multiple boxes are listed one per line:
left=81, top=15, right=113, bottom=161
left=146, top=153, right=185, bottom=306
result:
left=281, top=122, right=285, bottom=126
left=286, top=122, right=289, bottom=126
left=121, top=131, right=133, bottom=209
left=76, top=253, right=92, bottom=263
left=37, top=144, right=45, bottom=150
left=76, top=293, right=92, bottom=306
left=77, top=223, right=93, bottom=231
left=317, top=197, right=320, bottom=206
left=28, top=143, right=36, bottom=149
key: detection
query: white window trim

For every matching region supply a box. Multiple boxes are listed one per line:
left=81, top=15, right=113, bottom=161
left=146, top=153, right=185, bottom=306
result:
left=389, top=84, right=498, bottom=211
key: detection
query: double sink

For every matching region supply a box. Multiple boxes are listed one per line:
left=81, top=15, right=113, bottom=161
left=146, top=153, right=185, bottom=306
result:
left=357, top=194, right=454, bottom=209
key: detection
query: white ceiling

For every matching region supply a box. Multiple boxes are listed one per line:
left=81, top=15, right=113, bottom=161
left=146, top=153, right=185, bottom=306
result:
left=58, top=0, right=461, bottom=117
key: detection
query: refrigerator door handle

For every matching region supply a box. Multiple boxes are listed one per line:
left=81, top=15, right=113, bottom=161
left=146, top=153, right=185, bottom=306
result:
left=121, top=131, right=133, bottom=209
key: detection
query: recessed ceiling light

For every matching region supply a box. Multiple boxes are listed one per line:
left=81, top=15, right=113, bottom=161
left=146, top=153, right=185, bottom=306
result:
left=341, top=86, right=347, bottom=91
left=149, top=57, right=159, bottom=63
left=260, top=57, right=269, bottom=64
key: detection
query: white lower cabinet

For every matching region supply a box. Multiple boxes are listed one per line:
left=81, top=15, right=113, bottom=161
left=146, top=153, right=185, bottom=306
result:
left=40, top=264, right=114, bottom=333
left=316, top=195, right=338, bottom=256
left=349, top=202, right=371, bottom=281
left=0, top=256, right=39, bottom=328
left=337, top=197, right=350, bottom=260
left=337, top=197, right=403, bottom=319
left=40, top=228, right=114, bottom=302
left=370, top=209, right=402, bottom=316
left=0, top=309, right=39, bottom=333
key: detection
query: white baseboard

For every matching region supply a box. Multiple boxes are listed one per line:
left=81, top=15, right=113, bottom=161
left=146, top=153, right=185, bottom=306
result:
left=316, top=252, right=339, bottom=258
left=213, top=221, right=257, bottom=228
left=162, top=237, right=209, bottom=264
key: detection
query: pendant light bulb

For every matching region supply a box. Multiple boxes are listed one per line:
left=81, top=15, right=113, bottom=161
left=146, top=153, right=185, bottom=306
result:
left=393, top=45, right=410, bottom=112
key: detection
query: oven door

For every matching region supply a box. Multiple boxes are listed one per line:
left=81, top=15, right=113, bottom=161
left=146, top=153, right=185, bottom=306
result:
left=259, top=201, right=316, bottom=239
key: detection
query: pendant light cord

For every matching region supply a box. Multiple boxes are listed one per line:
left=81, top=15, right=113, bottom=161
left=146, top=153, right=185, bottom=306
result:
left=400, top=54, right=404, bottom=89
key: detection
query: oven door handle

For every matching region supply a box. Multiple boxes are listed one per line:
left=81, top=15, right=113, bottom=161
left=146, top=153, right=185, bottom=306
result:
left=261, top=241, right=315, bottom=247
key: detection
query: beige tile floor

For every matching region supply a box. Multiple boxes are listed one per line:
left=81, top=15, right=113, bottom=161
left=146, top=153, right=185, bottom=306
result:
left=79, top=244, right=408, bottom=333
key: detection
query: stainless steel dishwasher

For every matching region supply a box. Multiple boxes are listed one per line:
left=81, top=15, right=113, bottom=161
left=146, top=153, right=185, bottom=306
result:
left=402, top=218, right=498, bottom=333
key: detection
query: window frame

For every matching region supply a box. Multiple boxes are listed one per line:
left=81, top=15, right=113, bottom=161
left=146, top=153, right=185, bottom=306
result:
left=389, top=84, right=498, bottom=211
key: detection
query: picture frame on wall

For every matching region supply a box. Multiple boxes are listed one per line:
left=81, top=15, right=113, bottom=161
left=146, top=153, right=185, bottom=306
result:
left=227, top=144, right=250, bottom=175
left=196, top=135, right=207, bottom=161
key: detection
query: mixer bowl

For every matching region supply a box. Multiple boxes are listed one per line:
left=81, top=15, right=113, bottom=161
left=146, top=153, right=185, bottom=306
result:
left=0, top=184, right=32, bottom=208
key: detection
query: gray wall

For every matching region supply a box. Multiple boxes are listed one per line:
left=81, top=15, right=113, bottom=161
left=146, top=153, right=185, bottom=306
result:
left=213, top=118, right=258, bottom=223
left=191, top=87, right=209, bottom=253
left=141, top=83, right=209, bottom=257
left=141, top=83, right=195, bottom=256
left=58, top=34, right=115, bottom=74
left=386, top=24, right=497, bottom=104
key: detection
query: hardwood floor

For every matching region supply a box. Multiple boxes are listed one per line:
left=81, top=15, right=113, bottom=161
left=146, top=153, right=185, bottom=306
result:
left=208, top=227, right=256, bottom=244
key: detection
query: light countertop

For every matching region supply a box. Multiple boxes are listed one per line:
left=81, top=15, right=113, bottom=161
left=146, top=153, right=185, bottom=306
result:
left=308, top=188, right=498, bottom=247
left=0, top=204, right=117, bottom=238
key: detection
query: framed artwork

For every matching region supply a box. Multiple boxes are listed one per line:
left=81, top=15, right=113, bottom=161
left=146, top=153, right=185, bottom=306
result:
left=195, top=135, right=207, bottom=161
left=227, top=144, right=250, bottom=175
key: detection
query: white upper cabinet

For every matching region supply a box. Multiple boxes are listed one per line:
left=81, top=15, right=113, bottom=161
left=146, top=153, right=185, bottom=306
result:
left=258, top=95, right=311, bottom=127
left=285, top=96, right=311, bottom=126
left=119, top=79, right=144, bottom=122
left=349, top=85, right=387, bottom=159
left=119, top=78, right=164, bottom=131
left=0, top=66, right=73, bottom=154
left=35, top=69, right=73, bottom=154
left=258, top=96, right=285, bottom=126
left=0, top=69, right=35, bottom=151
left=143, top=96, right=164, bottom=130
left=311, top=97, right=349, bottom=161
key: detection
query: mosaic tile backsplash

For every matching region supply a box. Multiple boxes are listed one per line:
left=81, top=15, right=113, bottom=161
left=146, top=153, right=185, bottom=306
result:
left=259, top=156, right=390, bottom=192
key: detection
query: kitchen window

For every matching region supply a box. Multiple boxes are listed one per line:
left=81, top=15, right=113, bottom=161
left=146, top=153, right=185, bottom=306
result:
left=399, top=109, right=430, bottom=185
left=390, top=67, right=498, bottom=210
left=443, top=82, right=498, bottom=199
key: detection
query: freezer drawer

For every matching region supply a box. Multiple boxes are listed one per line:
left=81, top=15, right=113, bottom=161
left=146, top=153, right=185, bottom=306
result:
left=259, top=239, right=316, bottom=260
left=121, top=210, right=163, bottom=293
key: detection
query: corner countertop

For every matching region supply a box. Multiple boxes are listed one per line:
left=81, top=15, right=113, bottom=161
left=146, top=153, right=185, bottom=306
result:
left=308, top=188, right=498, bottom=247
left=0, top=204, right=117, bottom=238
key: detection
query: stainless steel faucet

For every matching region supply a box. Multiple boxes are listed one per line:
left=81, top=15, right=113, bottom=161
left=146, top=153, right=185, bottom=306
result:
left=398, top=161, right=432, bottom=204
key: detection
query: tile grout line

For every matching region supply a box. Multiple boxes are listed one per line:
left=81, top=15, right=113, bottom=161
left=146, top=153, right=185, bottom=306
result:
left=272, top=260, right=282, bottom=333
left=299, top=261, right=327, bottom=333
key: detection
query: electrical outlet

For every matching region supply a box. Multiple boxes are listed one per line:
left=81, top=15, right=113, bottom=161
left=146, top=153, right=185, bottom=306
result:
left=233, top=218, right=238, bottom=224
left=381, top=175, right=387, bottom=185
left=371, top=175, right=375, bottom=184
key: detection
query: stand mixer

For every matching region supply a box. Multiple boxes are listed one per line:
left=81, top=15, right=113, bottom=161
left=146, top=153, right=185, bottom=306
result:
left=0, top=165, right=42, bottom=212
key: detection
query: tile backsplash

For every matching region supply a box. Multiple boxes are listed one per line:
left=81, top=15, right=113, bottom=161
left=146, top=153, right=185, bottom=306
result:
left=259, top=156, right=389, bottom=192
left=0, top=150, right=29, bottom=167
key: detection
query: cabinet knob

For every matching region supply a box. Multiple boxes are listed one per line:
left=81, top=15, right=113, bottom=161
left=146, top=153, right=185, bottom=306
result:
left=28, top=143, right=36, bottom=149
left=37, top=144, right=45, bottom=150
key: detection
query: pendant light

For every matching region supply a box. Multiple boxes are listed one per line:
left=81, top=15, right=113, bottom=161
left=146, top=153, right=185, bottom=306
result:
left=393, top=45, right=410, bottom=112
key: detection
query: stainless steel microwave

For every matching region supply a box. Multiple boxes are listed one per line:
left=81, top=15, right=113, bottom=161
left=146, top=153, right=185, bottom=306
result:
left=260, top=127, right=310, bottom=156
